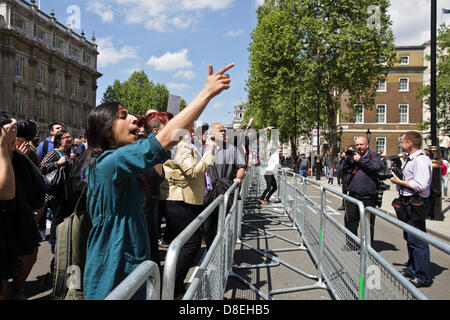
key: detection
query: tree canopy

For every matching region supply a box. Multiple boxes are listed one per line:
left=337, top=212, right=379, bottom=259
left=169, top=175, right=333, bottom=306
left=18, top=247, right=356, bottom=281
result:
left=417, top=24, right=450, bottom=134
left=245, top=0, right=396, bottom=157
left=101, top=70, right=187, bottom=115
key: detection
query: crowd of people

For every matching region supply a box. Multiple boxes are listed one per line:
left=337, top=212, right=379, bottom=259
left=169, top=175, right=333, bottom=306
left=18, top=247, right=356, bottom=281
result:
left=1, top=63, right=246, bottom=300
left=0, top=62, right=448, bottom=298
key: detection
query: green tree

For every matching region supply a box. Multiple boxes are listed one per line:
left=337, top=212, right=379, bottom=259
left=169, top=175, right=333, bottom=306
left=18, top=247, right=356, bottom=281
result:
left=101, top=70, right=187, bottom=115
left=246, top=0, right=396, bottom=158
left=417, top=24, right=450, bottom=134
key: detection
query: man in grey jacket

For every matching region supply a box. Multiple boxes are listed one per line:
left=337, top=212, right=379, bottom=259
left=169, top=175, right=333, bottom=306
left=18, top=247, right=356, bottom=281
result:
left=296, top=153, right=310, bottom=178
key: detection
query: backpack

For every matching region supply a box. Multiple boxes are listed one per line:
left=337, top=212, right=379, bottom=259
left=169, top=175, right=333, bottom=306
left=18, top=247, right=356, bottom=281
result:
left=52, top=153, right=92, bottom=300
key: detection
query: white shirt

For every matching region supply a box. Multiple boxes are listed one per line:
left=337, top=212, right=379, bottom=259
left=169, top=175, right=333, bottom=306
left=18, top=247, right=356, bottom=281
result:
left=265, top=152, right=280, bottom=175
left=397, top=149, right=432, bottom=198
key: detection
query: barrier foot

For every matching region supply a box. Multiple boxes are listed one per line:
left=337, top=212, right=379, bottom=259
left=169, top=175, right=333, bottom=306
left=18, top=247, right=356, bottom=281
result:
left=268, top=280, right=328, bottom=297
left=233, top=262, right=280, bottom=269
left=228, top=270, right=273, bottom=300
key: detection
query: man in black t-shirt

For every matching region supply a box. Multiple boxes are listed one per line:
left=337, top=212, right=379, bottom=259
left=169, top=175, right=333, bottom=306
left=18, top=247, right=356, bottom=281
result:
left=202, top=123, right=246, bottom=247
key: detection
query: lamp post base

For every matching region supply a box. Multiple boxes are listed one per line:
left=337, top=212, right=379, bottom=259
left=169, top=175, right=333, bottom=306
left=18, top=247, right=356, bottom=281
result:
left=429, top=146, right=443, bottom=220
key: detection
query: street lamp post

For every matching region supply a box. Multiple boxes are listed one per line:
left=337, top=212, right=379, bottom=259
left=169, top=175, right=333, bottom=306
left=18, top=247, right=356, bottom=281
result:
left=315, top=48, right=322, bottom=180
left=429, top=0, right=443, bottom=220
left=337, top=126, right=343, bottom=152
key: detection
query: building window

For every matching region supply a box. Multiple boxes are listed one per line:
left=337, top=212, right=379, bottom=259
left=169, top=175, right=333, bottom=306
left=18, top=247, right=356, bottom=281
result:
left=15, top=91, right=23, bottom=114
left=354, top=105, right=364, bottom=123
left=72, top=106, right=77, bottom=124
left=376, top=104, right=386, bottom=123
left=398, top=136, right=403, bottom=155
left=16, top=58, right=24, bottom=78
left=14, top=16, right=25, bottom=30
left=37, top=97, right=45, bottom=118
left=37, top=30, right=46, bottom=41
left=399, top=104, right=409, bottom=124
left=83, top=52, right=91, bottom=65
left=55, top=101, right=61, bottom=120
left=399, top=78, right=409, bottom=91
left=377, top=79, right=386, bottom=92
left=71, top=79, right=77, bottom=97
left=37, top=66, right=44, bottom=84
left=69, top=44, right=79, bottom=58
left=55, top=73, right=62, bottom=91
left=400, top=55, right=409, bottom=65
left=55, top=38, right=64, bottom=51
left=376, top=137, right=386, bottom=155
left=84, top=86, right=90, bottom=102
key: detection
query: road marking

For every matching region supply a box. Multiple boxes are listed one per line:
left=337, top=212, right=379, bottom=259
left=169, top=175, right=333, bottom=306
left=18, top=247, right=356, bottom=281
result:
left=326, top=205, right=341, bottom=215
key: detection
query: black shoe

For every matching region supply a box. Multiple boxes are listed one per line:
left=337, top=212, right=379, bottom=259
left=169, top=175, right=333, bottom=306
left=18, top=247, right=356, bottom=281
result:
left=410, top=278, right=432, bottom=288
left=337, top=206, right=345, bottom=211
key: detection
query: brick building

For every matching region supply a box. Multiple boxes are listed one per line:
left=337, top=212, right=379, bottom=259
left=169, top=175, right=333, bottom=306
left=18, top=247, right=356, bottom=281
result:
left=338, top=43, right=429, bottom=157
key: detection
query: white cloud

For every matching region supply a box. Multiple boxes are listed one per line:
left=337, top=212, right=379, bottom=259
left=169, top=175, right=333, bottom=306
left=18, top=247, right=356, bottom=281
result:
left=174, top=69, right=196, bottom=80
left=104, top=0, right=234, bottom=31
left=254, top=0, right=265, bottom=7
left=388, top=0, right=450, bottom=46
left=225, top=29, right=244, bottom=37
left=146, top=49, right=194, bottom=71
left=96, top=36, right=139, bottom=68
left=212, top=101, right=225, bottom=109
left=167, top=82, right=191, bottom=91
left=86, top=1, right=114, bottom=23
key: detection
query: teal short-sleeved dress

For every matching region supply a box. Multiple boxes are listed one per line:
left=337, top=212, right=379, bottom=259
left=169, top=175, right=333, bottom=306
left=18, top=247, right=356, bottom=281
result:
left=83, top=133, right=170, bottom=300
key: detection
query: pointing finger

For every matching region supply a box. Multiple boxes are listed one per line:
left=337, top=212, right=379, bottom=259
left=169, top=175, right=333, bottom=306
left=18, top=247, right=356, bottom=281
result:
left=208, top=64, right=213, bottom=76
left=216, top=63, right=235, bottom=75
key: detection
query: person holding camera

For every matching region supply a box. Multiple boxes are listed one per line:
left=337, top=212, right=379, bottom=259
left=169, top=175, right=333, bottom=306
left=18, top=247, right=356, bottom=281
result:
left=390, top=131, right=433, bottom=288
left=342, top=136, right=381, bottom=247
left=0, top=113, right=46, bottom=300
left=0, top=117, right=17, bottom=300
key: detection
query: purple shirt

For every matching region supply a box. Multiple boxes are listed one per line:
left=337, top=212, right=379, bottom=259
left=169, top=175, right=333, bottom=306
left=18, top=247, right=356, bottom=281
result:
left=397, top=149, right=432, bottom=198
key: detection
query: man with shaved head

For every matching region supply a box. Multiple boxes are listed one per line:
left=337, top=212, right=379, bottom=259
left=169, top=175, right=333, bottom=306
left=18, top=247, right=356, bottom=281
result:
left=341, top=136, right=381, bottom=248
left=202, top=122, right=246, bottom=248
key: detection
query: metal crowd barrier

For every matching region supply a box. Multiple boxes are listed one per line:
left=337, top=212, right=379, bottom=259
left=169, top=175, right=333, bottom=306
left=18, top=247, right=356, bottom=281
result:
left=182, top=166, right=256, bottom=300
left=104, top=260, right=160, bottom=300
left=105, top=166, right=255, bottom=300
left=278, top=169, right=450, bottom=300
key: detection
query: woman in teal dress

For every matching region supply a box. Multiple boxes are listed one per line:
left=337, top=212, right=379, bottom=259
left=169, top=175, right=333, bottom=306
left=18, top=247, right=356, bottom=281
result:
left=83, top=64, right=233, bottom=300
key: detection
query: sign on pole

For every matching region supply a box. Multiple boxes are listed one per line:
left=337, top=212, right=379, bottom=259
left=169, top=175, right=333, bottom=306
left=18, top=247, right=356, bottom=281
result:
left=312, top=129, right=318, bottom=148
left=167, top=94, right=181, bottom=116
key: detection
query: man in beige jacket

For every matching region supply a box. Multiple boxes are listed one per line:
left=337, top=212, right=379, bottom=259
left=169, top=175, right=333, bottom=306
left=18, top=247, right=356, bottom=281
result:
left=159, top=127, right=215, bottom=298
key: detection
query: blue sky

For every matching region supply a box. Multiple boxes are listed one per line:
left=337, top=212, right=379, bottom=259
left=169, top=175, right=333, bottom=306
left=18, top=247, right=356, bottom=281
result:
left=37, top=0, right=450, bottom=126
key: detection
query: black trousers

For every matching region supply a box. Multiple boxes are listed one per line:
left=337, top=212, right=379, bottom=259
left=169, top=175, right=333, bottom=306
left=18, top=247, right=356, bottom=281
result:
left=159, top=200, right=202, bottom=296
left=145, top=199, right=160, bottom=268
left=260, top=175, right=277, bottom=201
left=344, top=196, right=377, bottom=246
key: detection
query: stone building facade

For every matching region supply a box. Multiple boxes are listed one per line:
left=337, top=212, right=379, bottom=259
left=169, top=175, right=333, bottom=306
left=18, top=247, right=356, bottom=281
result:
left=0, top=0, right=101, bottom=140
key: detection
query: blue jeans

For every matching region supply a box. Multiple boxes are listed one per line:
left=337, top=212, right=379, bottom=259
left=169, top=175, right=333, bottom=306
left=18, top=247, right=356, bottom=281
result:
left=404, top=199, right=432, bottom=284
left=443, top=175, right=448, bottom=198
left=299, top=169, right=308, bottom=178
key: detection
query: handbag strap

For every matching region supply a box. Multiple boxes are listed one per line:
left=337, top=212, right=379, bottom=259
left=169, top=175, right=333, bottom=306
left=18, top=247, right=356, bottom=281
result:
left=74, top=183, right=88, bottom=213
